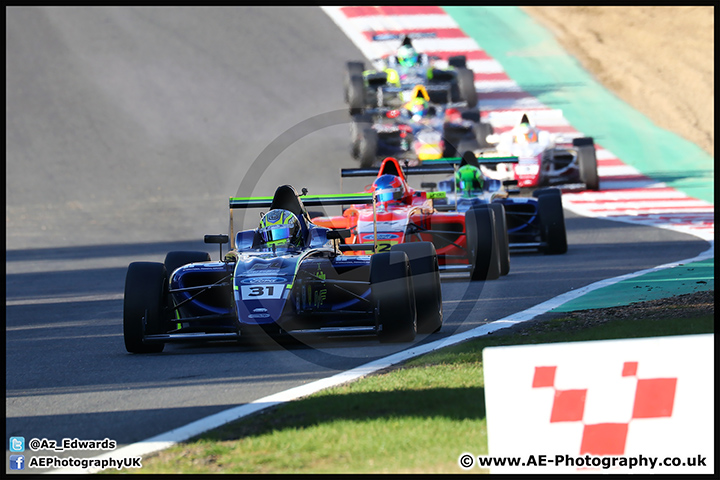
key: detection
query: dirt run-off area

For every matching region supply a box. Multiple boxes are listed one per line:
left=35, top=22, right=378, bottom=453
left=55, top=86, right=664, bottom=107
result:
left=518, top=7, right=714, bottom=322
left=521, top=6, right=714, bottom=157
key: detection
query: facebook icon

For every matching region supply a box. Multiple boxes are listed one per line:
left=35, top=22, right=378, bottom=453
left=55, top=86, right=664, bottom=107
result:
left=10, top=455, right=25, bottom=470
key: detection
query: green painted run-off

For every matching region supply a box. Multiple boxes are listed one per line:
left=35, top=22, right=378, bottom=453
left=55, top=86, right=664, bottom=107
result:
left=443, top=6, right=713, bottom=205
left=442, top=6, right=714, bottom=310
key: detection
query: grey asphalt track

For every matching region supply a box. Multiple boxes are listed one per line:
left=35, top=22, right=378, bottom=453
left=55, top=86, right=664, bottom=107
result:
left=5, top=6, right=710, bottom=473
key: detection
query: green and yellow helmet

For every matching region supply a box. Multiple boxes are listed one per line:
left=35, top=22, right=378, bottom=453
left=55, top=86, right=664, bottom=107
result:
left=397, top=44, right=419, bottom=68
left=258, top=209, right=301, bottom=248
left=404, top=97, right=428, bottom=121
left=455, top=164, right=484, bottom=197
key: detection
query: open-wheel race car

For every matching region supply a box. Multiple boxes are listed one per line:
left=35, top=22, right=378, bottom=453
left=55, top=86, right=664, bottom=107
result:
left=123, top=185, right=443, bottom=354
left=311, top=157, right=510, bottom=281
left=344, top=33, right=478, bottom=115
left=481, top=112, right=599, bottom=191
left=350, top=85, right=493, bottom=168
left=422, top=152, right=568, bottom=255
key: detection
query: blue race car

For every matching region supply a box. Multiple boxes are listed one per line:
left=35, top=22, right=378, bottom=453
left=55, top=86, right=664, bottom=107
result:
left=344, top=34, right=478, bottom=115
left=350, top=85, right=493, bottom=168
left=368, top=152, right=568, bottom=255
left=123, top=185, right=443, bottom=354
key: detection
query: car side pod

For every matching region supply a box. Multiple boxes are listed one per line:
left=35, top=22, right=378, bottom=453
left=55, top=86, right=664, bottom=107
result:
left=370, top=250, right=417, bottom=343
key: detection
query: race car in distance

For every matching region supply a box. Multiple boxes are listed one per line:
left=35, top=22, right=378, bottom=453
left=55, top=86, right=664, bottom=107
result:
left=480, top=112, right=599, bottom=191
left=344, top=33, right=478, bottom=115
left=350, top=85, right=493, bottom=168
left=425, top=151, right=568, bottom=255
left=311, top=157, right=510, bottom=280
left=123, top=185, right=443, bottom=354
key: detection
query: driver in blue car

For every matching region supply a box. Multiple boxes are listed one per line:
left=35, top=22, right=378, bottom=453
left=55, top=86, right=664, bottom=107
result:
left=257, top=209, right=302, bottom=250
left=224, top=208, right=302, bottom=261
left=396, top=44, right=420, bottom=68
left=455, top=164, right=485, bottom=198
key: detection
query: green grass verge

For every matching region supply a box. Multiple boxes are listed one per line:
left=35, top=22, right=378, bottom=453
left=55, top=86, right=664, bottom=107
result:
left=119, top=311, right=713, bottom=474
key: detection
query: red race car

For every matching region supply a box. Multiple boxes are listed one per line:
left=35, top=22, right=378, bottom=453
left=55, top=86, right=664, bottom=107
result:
left=311, top=157, right=509, bottom=280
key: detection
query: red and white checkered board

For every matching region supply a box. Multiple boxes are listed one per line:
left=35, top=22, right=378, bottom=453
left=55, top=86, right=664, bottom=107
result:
left=483, top=334, right=713, bottom=473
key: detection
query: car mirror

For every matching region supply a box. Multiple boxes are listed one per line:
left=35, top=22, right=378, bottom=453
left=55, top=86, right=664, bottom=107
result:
left=327, top=229, right=352, bottom=240
left=204, top=234, right=229, bottom=244
left=204, top=234, right=229, bottom=261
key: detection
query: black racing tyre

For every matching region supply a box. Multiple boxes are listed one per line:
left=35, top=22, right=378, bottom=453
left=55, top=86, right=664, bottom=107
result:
left=465, top=206, right=499, bottom=281
left=430, top=68, right=455, bottom=83
left=487, top=203, right=510, bottom=276
left=365, top=71, right=388, bottom=88
left=442, top=124, right=468, bottom=158
left=461, top=110, right=481, bottom=122
left=578, top=144, right=599, bottom=191
left=358, top=127, right=378, bottom=168
left=572, top=136, right=595, bottom=147
left=428, top=88, right=451, bottom=104
left=473, top=204, right=508, bottom=277
left=123, top=262, right=168, bottom=354
left=473, top=121, right=494, bottom=149
left=350, top=114, right=373, bottom=159
left=448, top=55, right=467, bottom=69
left=164, top=251, right=211, bottom=277
left=344, top=61, right=365, bottom=102
left=391, top=242, right=443, bottom=334
left=371, top=251, right=417, bottom=343
left=457, top=68, right=478, bottom=109
left=538, top=192, right=568, bottom=254
left=347, top=74, right=365, bottom=115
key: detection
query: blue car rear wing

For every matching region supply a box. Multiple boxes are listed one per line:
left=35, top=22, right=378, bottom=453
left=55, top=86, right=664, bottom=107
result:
left=371, top=32, right=437, bottom=42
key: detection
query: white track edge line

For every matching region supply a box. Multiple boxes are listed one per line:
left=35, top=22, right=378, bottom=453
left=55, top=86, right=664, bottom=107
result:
left=49, top=7, right=715, bottom=473
left=49, top=241, right=714, bottom=474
